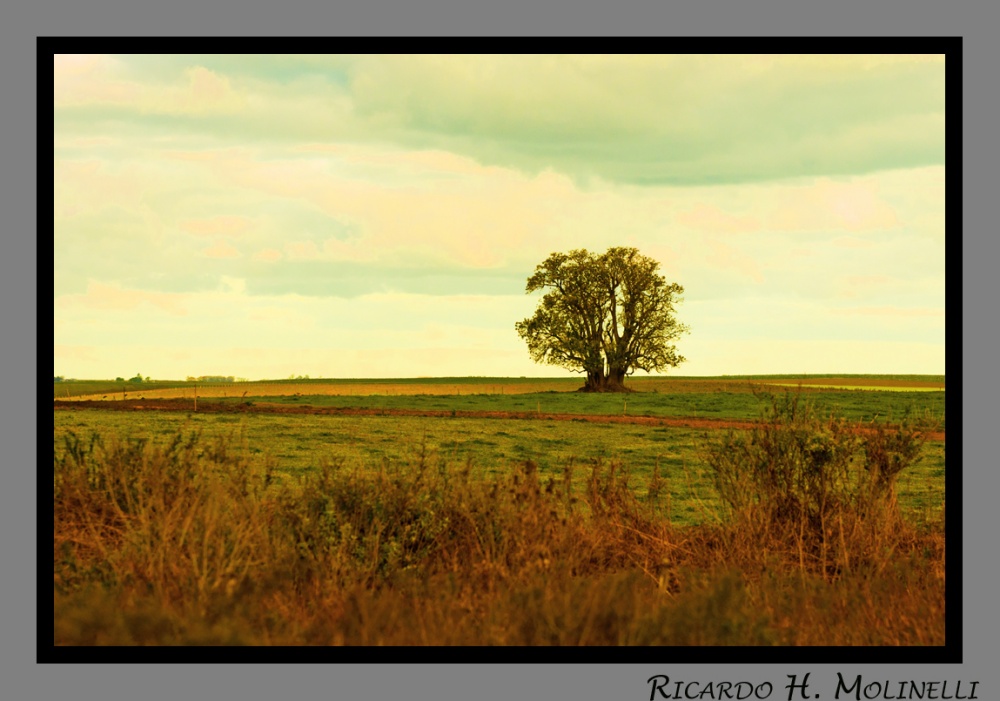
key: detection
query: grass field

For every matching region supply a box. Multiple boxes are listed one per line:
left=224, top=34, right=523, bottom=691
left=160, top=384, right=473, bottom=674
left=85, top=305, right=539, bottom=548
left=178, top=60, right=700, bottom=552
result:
left=51, top=376, right=948, bottom=646
left=53, top=405, right=945, bottom=526
left=56, top=375, right=946, bottom=430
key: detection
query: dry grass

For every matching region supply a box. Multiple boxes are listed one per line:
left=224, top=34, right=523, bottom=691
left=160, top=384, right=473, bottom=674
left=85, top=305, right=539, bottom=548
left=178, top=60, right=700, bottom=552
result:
left=53, top=412, right=944, bottom=646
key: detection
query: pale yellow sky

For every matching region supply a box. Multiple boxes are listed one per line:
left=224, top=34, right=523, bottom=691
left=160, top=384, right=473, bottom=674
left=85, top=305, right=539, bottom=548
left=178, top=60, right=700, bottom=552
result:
left=54, top=54, right=946, bottom=380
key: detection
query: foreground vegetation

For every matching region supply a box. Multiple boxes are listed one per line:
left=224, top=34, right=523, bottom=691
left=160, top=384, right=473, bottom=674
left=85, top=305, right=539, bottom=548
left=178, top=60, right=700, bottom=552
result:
left=52, top=393, right=945, bottom=646
left=54, top=405, right=945, bottom=526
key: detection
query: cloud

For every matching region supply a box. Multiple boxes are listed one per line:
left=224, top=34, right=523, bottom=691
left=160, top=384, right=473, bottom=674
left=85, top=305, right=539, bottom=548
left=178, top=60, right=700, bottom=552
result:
left=283, top=240, right=322, bottom=261
left=180, top=215, right=252, bottom=238
left=174, top=66, right=241, bottom=113
left=704, top=239, right=765, bottom=283
left=201, top=240, right=241, bottom=259
left=55, top=56, right=244, bottom=115
left=832, top=305, right=945, bottom=318
left=765, top=177, right=901, bottom=233
left=51, top=56, right=946, bottom=379
left=344, top=54, right=945, bottom=184
left=252, top=248, right=283, bottom=262
left=57, top=281, right=189, bottom=316
left=220, top=276, right=247, bottom=294
left=54, top=54, right=138, bottom=106
left=54, top=54, right=945, bottom=186
left=676, top=204, right=761, bottom=235
left=53, top=131, right=945, bottom=307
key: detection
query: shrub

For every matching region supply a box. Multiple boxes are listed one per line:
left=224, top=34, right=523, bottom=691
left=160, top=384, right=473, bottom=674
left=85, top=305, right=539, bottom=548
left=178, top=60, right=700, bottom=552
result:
left=703, top=391, right=929, bottom=576
left=53, top=418, right=942, bottom=646
left=54, top=428, right=275, bottom=606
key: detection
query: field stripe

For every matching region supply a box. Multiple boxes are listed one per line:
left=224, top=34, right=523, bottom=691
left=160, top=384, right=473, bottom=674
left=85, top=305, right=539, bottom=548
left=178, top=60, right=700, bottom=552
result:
left=53, top=399, right=946, bottom=442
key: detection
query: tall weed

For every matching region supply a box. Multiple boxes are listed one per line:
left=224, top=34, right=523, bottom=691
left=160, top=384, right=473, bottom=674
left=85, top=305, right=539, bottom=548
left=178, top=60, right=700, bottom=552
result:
left=704, top=392, right=931, bottom=577
left=53, top=414, right=943, bottom=646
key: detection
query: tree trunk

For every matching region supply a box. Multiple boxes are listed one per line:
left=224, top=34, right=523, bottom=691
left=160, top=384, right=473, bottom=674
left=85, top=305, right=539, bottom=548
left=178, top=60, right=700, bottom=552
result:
left=579, top=367, right=632, bottom=392
left=582, top=368, right=606, bottom=392
left=605, top=367, right=630, bottom=392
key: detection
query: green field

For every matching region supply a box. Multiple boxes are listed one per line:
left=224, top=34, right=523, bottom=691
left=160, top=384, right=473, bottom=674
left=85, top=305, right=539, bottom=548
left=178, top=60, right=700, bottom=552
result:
left=250, top=388, right=945, bottom=428
left=53, top=399, right=946, bottom=526
left=53, top=376, right=949, bottom=646
left=56, top=375, right=947, bottom=431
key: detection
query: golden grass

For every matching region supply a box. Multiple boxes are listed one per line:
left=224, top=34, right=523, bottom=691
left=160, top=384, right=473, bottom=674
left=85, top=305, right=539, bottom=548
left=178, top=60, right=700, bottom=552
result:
left=53, top=418, right=944, bottom=646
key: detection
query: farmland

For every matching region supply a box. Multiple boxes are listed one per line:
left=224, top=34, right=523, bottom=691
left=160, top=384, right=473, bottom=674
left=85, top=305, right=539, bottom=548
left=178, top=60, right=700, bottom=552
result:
left=53, top=373, right=946, bottom=400
left=56, top=374, right=946, bottom=427
left=52, top=375, right=948, bottom=647
left=53, top=402, right=945, bottom=526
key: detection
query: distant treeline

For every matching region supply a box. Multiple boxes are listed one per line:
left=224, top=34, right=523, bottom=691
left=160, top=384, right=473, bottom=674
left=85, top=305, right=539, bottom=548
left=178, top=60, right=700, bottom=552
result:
left=55, top=373, right=945, bottom=385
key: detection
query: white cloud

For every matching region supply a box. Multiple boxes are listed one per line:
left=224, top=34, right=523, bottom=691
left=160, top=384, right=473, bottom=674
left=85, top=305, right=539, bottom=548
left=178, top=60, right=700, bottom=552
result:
left=52, top=55, right=946, bottom=379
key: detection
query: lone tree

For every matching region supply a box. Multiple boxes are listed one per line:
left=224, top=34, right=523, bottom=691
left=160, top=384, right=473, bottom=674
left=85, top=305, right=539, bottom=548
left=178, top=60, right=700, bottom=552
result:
left=515, top=247, right=688, bottom=392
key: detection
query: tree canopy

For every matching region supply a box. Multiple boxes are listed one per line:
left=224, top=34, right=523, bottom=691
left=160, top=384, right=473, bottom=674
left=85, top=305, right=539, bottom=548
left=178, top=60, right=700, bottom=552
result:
left=515, top=247, right=688, bottom=391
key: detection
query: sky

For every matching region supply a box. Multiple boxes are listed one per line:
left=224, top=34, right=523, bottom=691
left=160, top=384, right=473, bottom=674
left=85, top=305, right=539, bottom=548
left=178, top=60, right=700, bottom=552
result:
left=53, top=54, right=947, bottom=380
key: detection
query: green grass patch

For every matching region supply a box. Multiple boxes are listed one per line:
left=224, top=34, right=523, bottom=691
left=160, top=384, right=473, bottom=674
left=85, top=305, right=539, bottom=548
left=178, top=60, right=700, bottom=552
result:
left=765, top=383, right=944, bottom=392
left=247, top=388, right=944, bottom=429
left=53, top=408, right=944, bottom=527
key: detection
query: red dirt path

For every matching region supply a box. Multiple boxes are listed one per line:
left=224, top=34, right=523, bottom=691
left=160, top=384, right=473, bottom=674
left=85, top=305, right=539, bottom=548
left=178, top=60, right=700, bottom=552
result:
left=53, top=399, right=945, bottom=442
